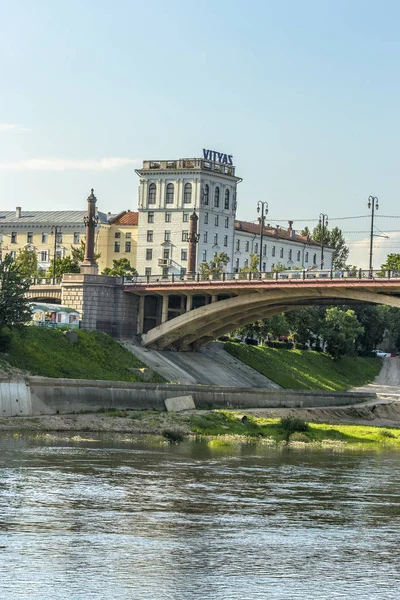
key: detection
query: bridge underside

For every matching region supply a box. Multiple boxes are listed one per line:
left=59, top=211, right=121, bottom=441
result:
left=135, top=284, right=400, bottom=351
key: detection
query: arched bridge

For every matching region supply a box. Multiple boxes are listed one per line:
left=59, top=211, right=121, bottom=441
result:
left=25, top=278, right=62, bottom=303
left=124, top=270, right=400, bottom=351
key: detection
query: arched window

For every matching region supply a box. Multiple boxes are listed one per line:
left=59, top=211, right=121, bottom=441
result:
left=214, top=186, right=220, bottom=207
left=203, top=184, right=209, bottom=205
left=148, top=183, right=156, bottom=204
left=166, top=183, right=174, bottom=204
left=224, top=189, right=230, bottom=209
left=184, top=183, right=192, bottom=204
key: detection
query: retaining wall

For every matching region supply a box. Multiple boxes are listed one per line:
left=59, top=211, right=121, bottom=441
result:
left=23, top=377, right=377, bottom=415
left=0, top=381, right=32, bottom=417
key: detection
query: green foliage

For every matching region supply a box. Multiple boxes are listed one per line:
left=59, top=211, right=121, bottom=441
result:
left=14, top=248, right=39, bottom=278
left=312, top=224, right=349, bottom=269
left=279, top=416, right=309, bottom=440
left=71, top=240, right=101, bottom=264
left=102, top=258, right=138, bottom=277
left=323, top=308, right=364, bottom=359
left=199, top=252, right=230, bottom=278
left=4, top=327, right=164, bottom=382
left=239, top=253, right=259, bottom=275
left=224, top=342, right=381, bottom=390
left=162, top=428, right=185, bottom=443
left=380, top=253, right=400, bottom=273
left=47, top=255, right=80, bottom=277
left=0, top=254, right=32, bottom=329
left=351, top=305, right=386, bottom=353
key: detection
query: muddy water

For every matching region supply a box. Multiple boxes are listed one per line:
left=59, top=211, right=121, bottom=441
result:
left=0, top=436, right=399, bottom=599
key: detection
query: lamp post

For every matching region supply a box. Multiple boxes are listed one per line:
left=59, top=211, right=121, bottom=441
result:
left=51, top=226, right=62, bottom=278
left=319, top=213, right=328, bottom=269
left=368, top=196, right=379, bottom=272
left=257, top=201, right=269, bottom=273
left=81, top=188, right=99, bottom=274
left=187, top=208, right=199, bottom=278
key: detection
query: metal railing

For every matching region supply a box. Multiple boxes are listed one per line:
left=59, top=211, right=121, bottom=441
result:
left=123, top=269, right=400, bottom=285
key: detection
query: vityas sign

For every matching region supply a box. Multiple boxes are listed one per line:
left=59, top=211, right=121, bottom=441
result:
left=203, top=148, right=233, bottom=165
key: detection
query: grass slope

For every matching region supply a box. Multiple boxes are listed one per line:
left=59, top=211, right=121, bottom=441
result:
left=224, top=342, right=381, bottom=390
left=3, top=327, right=164, bottom=382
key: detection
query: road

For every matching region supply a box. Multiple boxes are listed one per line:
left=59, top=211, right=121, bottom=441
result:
left=351, top=357, right=400, bottom=398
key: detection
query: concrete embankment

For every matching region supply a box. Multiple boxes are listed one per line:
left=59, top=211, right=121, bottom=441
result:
left=0, top=376, right=376, bottom=417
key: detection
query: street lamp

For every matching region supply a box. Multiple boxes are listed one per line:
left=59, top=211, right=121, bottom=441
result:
left=51, top=226, right=62, bottom=278
left=257, top=201, right=269, bottom=273
left=367, top=196, right=379, bottom=271
left=319, top=213, right=328, bottom=269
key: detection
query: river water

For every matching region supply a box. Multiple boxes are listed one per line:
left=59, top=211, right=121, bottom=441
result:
left=0, top=435, right=399, bottom=599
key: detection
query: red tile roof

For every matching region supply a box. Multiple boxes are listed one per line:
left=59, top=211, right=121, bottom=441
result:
left=110, top=211, right=138, bottom=226
left=234, top=220, right=323, bottom=248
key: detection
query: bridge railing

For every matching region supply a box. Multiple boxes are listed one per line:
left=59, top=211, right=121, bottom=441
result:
left=28, top=277, right=62, bottom=286
left=123, top=269, right=400, bottom=285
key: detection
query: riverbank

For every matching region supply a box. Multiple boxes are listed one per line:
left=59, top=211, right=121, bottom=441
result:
left=1, top=403, right=400, bottom=448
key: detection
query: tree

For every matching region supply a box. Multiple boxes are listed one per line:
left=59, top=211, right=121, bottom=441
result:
left=14, top=248, right=38, bottom=278
left=239, top=253, right=259, bottom=274
left=46, top=256, right=80, bottom=277
left=301, top=226, right=311, bottom=238
left=323, top=308, right=364, bottom=359
left=380, top=254, right=400, bottom=273
left=261, top=314, right=289, bottom=340
left=71, top=240, right=101, bottom=264
left=285, top=307, right=325, bottom=347
left=272, top=262, right=287, bottom=272
left=351, top=305, right=386, bottom=353
left=199, top=252, right=230, bottom=279
left=311, top=224, right=349, bottom=269
left=0, top=254, right=32, bottom=329
left=102, top=258, right=138, bottom=277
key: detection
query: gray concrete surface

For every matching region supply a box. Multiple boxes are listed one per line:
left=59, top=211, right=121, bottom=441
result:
left=124, top=341, right=281, bottom=388
left=351, top=357, right=400, bottom=399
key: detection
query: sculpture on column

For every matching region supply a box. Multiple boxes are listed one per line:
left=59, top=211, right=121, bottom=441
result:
left=80, top=188, right=99, bottom=275
left=187, top=209, right=199, bottom=278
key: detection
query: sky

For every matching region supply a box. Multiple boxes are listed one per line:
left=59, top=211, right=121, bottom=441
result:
left=1, top=0, right=400, bottom=268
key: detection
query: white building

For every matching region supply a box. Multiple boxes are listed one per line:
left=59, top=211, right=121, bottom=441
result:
left=135, top=154, right=241, bottom=277
left=135, top=153, right=334, bottom=276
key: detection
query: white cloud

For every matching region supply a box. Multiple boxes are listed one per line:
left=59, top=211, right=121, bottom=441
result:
left=0, top=157, right=141, bottom=172
left=348, top=232, right=400, bottom=269
left=0, top=123, right=30, bottom=132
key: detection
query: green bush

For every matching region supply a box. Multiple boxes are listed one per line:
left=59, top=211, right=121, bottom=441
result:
left=280, top=416, right=309, bottom=434
left=0, top=327, right=12, bottom=352
left=162, top=428, right=185, bottom=443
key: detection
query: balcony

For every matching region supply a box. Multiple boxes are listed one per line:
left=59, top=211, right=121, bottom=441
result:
left=158, top=258, right=172, bottom=267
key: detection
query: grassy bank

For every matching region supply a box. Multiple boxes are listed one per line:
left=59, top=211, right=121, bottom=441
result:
left=224, top=342, right=381, bottom=390
left=1, top=327, right=164, bottom=382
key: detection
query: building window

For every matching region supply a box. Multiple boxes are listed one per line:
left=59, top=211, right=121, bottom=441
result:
left=165, top=212, right=172, bottom=223
left=145, top=267, right=151, bottom=276
left=148, top=212, right=154, bottom=223
left=183, top=213, right=189, bottom=222
left=126, top=232, right=132, bottom=239
left=184, top=183, right=192, bottom=204
left=288, top=249, right=292, bottom=260
left=224, top=189, right=230, bottom=209
left=181, top=249, right=187, bottom=261
left=40, top=251, right=48, bottom=262
left=236, top=239, right=240, bottom=251
left=280, top=248, right=284, bottom=258
left=166, top=183, right=174, bottom=204
left=146, top=249, right=152, bottom=260
left=235, top=258, right=240, bottom=271
left=203, top=232, right=208, bottom=243
left=147, top=230, right=153, bottom=242
left=204, top=213, right=208, bottom=224
left=255, top=242, right=259, bottom=253
left=214, top=186, right=220, bottom=207
left=114, top=242, right=120, bottom=252
left=202, top=250, right=207, bottom=262
left=58, top=232, right=63, bottom=243
left=180, top=267, right=186, bottom=278
left=225, top=217, right=229, bottom=228
left=214, top=233, right=218, bottom=245
left=42, top=233, right=48, bottom=244
left=313, top=253, right=317, bottom=265
left=164, top=230, right=171, bottom=242
left=224, top=235, right=228, bottom=247
left=56, top=250, right=62, bottom=260
left=182, top=230, right=188, bottom=242
left=215, top=215, right=219, bottom=226
left=305, top=252, right=309, bottom=263
left=115, top=232, right=121, bottom=238
left=245, top=241, right=249, bottom=252
left=73, top=232, right=80, bottom=244
left=125, top=242, right=131, bottom=252
left=11, top=232, right=17, bottom=243
left=244, top=258, right=249, bottom=267
left=148, top=183, right=156, bottom=204
left=262, top=262, right=266, bottom=271
left=297, top=250, right=301, bottom=261
left=263, top=244, right=266, bottom=256
left=27, top=232, right=33, bottom=243
left=272, top=246, right=276, bottom=257
left=203, top=184, right=209, bottom=205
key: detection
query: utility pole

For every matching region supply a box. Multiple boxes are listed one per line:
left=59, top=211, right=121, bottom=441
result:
left=257, top=201, right=269, bottom=273
left=368, top=196, right=379, bottom=271
left=319, top=213, right=328, bottom=269
left=51, top=226, right=62, bottom=278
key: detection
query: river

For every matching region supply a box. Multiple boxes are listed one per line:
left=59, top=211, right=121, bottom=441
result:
left=0, top=435, right=399, bottom=599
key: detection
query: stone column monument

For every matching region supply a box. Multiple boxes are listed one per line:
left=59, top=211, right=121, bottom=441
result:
left=187, top=208, right=199, bottom=278
left=80, top=188, right=99, bottom=275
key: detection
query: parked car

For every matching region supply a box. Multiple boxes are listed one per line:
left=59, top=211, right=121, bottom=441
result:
left=372, top=349, right=391, bottom=358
